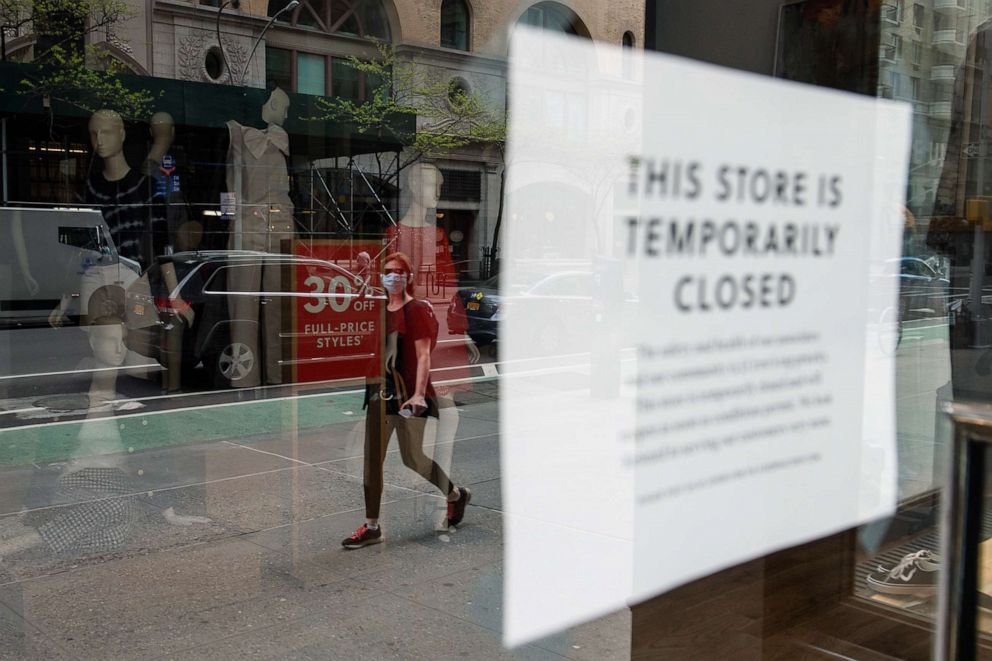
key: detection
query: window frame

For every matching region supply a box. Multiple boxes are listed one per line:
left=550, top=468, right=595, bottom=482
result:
left=440, top=0, right=471, bottom=51
left=265, top=45, right=370, bottom=100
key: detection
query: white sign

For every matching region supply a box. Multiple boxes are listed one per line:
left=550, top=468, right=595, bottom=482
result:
left=501, top=28, right=909, bottom=647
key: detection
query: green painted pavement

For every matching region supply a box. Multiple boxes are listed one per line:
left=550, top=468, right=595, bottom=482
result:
left=0, top=391, right=366, bottom=467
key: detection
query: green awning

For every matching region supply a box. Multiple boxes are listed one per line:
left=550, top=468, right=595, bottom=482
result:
left=0, top=62, right=413, bottom=157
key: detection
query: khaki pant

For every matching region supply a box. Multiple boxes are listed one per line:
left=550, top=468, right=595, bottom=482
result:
left=226, top=208, right=293, bottom=387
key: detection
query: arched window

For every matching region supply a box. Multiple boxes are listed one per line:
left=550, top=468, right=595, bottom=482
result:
left=622, top=31, right=635, bottom=48
left=440, top=0, right=470, bottom=51
left=265, top=0, right=390, bottom=98
left=518, top=2, right=589, bottom=38
left=268, top=0, right=391, bottom=41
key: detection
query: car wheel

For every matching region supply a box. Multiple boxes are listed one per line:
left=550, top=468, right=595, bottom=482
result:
left=212, top=341, right=258, bottom=385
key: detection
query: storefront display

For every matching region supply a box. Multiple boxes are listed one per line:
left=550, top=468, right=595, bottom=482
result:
left=4, top=0, right=992, bottom=657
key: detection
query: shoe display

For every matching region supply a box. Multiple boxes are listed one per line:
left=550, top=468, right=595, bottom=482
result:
left=342, top=523, right=383, bottom=549
left=866, top=549, right=939, bottom=596
left=447, top=487, right=472, bottom=527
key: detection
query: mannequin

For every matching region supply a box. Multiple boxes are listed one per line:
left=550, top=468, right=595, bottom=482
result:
left=84, top=109, right=168, bottom=270
left=224, top=87, right=294, bottom=387
left=385, top=162, right=479, bottom=529
left=388, top=162, right=448, bottom=288
left=144, top=111, right=175, bottom=171
left=143, top=111, right=188, bottom=249
left=0, top=315, right=209, bottom=562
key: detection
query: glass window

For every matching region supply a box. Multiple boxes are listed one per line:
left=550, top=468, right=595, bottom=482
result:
left=265, top=46, right=293, bottom=92
left=332, top=57, right=359, bottom=100
left=268, top=0, right=391, bottom=40
left=440, top=0, right=470, bottom=50
left=297, top=52, right=326, bottom=96
left=881, top=0, right=903, bottom=23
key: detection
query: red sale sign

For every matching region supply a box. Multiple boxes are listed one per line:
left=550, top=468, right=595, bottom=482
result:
left=291, top=240, right=383, bottom=383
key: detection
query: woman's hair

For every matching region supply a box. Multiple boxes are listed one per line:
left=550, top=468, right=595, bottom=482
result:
left=383, top=251, right=416, bottom=297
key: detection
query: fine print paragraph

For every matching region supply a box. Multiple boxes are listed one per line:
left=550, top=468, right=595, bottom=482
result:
left=624, top=332, right=827, bottom=505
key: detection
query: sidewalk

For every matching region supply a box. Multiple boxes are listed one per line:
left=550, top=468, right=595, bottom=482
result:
left=0, top=379, right=629, bottom=660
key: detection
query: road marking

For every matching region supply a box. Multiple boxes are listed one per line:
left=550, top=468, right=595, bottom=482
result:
left=0, top=350, right=607, bottom=431
left=0, top=373, right=499, bottom=432
left=0, top=363, right=162, bottom=381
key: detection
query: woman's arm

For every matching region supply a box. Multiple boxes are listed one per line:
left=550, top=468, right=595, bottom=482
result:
left=401, top=336, right=432, bottom=412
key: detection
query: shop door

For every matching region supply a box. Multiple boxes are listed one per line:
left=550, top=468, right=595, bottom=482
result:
left=631, top=1, right=992, bottom=658
left=437, top=209, right=475, bottom=278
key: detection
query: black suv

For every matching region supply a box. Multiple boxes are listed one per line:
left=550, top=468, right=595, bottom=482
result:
left=125, top=251, right=377, bottom=388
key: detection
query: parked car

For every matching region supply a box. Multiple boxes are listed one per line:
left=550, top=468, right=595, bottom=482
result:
left=448, top=275, right=501, bottom=346
left=887, top=257, right=951, bottom=320
left=448, top=270, right=636, bottom=353
left=125, top=251, right=380, bottom=388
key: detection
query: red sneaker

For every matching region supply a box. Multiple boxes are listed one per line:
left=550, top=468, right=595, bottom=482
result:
left=341, top=523, right=383, bottom=549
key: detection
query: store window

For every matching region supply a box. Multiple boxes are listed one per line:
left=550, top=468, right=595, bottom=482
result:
left=440, top=0, right=470, bottom=51
left=14, top=0, right=992, bottom=656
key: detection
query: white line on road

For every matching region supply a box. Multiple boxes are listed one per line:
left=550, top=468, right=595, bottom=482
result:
left=0, top=373, right=501, bottom=433
left=0, top=363, right=162, bottom=381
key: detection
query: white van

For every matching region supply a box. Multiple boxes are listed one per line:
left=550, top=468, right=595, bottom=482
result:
left=0, top=207, right=141, bottom=328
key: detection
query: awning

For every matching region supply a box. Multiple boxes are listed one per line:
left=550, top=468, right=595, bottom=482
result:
left=0, top=62, right=414, bottom=157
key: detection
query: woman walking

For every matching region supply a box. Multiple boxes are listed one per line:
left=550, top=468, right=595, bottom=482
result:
left=342, top=252, right=471, bottom=549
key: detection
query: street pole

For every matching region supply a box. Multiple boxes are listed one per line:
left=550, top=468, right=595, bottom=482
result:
left=215, top=0, right=241, bottom=85
left=240, top=0, right=300, bottom=87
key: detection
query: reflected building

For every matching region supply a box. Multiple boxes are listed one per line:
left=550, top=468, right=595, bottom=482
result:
left=877, top=0, right=992, bottom=243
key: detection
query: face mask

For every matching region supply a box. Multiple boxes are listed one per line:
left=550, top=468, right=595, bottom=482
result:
left=383, top=272, right=407, bottom=294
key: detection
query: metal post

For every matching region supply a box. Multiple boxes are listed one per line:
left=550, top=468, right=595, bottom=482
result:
left=2, top=117, right=8, bottom=204
left=970, top=45, right=990, bottom=347
left=936, top=402, right=992, bottom=661
left=215, top=0, right=239, bottom=85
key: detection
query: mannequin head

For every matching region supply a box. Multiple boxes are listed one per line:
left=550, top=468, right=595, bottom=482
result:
left=408, top=162, right=444, bottom=211
left=89, top=109, right=126, bottom=159
left=88, top=316, right=128, bottom=367
left=86, top=284, right=125, bottom=326
left=261, top=87, right=290, bottom=126
left=149, top=111, right=175, bottom=145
